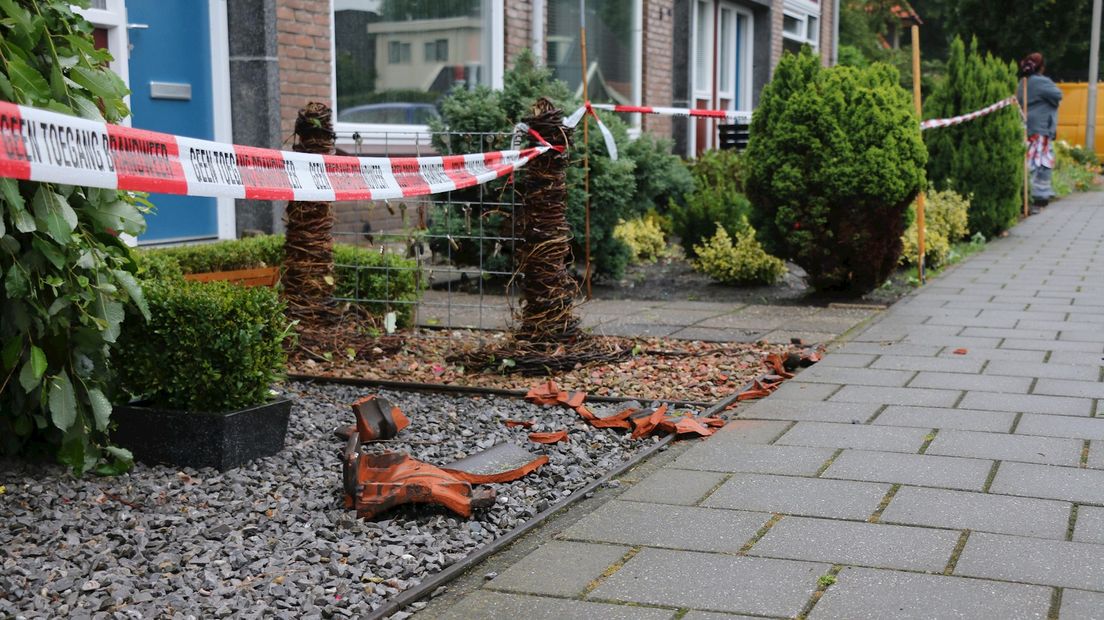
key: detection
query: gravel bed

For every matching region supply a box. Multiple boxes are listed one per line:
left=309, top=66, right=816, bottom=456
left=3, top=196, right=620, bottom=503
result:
left=0, top=381, right=685, bottom=618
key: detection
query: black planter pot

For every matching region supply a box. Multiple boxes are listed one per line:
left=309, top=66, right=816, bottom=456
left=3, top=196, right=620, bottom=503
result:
left=112, top=398, right=292, bottom=471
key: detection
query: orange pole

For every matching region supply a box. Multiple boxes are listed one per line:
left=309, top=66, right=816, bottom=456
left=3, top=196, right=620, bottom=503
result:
left=580, top=3, right=592, bottom=299
left=911, top=24, right=925, bottom=284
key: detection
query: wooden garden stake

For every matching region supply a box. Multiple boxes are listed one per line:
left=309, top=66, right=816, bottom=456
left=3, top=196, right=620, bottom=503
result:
left=579, top=0, right=593, bottom=299
left=911, top=24, right=926, bottom=285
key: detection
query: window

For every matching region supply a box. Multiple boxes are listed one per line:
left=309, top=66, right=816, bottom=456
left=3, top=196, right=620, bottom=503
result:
left=424, top=39, right=449, bottom=62
left=388, top=41, right=411, bottom=64
left=333, top=0, right=491, bottom=126
left=546, top=0, right=641, bottom=109
left=782, top=0, right=821, bottom=54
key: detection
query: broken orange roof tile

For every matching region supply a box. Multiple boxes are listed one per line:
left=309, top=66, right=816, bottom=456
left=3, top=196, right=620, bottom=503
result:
left=528, top=430, right=569, bottom=444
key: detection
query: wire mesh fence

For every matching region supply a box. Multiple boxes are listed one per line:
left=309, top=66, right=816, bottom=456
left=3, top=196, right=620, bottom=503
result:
left=331, top=129, right=524, bottom=337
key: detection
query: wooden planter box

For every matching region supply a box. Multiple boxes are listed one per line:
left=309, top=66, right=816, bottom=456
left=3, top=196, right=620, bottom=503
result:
left=112, top=398, right=292, bottom=471
left=183, top=266, right=280, bottom=288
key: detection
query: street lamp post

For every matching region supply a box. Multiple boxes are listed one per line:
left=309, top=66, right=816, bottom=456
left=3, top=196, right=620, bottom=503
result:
left=1087, top=0, right=1101, bottom=152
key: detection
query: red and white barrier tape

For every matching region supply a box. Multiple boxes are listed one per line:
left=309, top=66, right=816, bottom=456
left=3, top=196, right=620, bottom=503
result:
left=0, top=102, right=554, bottom=201
left=588, top=103, right=753, bottom=123
left=920, top=96, right=1022, bottom=130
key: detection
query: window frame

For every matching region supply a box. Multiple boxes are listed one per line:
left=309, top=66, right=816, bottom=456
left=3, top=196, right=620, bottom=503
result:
left=781, top=0, right=821, bottom=52
left=330, top=0, right=505, bottom=145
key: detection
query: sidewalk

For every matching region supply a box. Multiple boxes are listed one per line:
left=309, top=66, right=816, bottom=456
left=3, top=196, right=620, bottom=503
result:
left=419, top=192, right=1104, bottom=619
left=417, top=291, right=882, bottom=344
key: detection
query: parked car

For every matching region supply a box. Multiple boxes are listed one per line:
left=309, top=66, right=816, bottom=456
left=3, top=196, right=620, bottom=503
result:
left=337, top=103, right=440, bottom=125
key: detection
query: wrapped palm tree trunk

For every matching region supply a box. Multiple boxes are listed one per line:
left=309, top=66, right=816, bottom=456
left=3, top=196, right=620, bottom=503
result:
left=515, top=98, right=581, bottom=342
left=284, top=102, right=337, bottom=326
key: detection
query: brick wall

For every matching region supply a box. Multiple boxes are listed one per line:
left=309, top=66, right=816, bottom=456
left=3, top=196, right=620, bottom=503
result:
left=505, top=0, right=534, bottom=66
left=819, top=1, right=835, bottom=66
left=642, top=0, right=674, bottom=138
left=770, top=0, right=784, bottom=75
left=276, top=0, right=332, bottom=140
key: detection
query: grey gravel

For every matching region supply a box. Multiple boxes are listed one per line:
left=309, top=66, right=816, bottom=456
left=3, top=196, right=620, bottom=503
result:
left=0, top=381, right=669, bottom=617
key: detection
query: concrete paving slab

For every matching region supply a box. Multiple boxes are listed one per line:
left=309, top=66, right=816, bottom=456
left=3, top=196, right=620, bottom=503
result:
left=590, top=322, right=682, bottom=337
left=990, top=461, right=1104, bottom=504
left=673, top=443, right=836, bottom=475
left=560, top=500, right=769, bottom=553
left=1046, top=351, right=1104, bottom=366
left=870, top=355, right=984, bottom=373
left=1059, top=589, right=1104, bottom=620
left=926, top=430, right=1083, bottom=466
left=1002, top=338, right=1104, bottom=353
left=822, top=449, right=993, bottom=491
left=1016, top=414, right=1104, bottom=441
left=1091, top=442, right=1104, bottom=470
left=435, top=590, right=676, bottom=620
left=901, top=335, right=1004, bottom=350
left=809, top=566, right=1052, bottom=620
left=961, top=327, right=1058, bottom=341
left=815, top=352, right=877, bottom=368
left=750, top=516, right=959, bottom=572
left=872, top=406, right=1015, bottom=433
left=908, top=371, right=1032, bottom=394
left=829, top=385, right=961, bottom=407
left=775, top=421, right=930, bottom=453
left=1073, top=506, right=1104, bottom=545
left=760, top=330, right=839, bottom=346
left=879, top=486, right=1071, bottom=539
left=1034, top=378, right=1104, bottom=400
left=984, top=360, right=1100, bottom=381
left=702, top=473, right=889, bottom=520
left=835, top=342, right=944, bottom=357
left=738, top=399, right=881, bottom=424
left=794, top=366, right=915, bottom=387
left=708, top=419, right=793, bottom=444
left=668, top=326, right=762, bottom=342
left=761, top=381, right=841, bottom=401
left=589, top=548, right=828, bottom=618
left=955, top=532, right=1104, bottom=591
left=486, top=541, right=631, bottom=597
left=618, top=468, right=728, bottom=506
left=681, top=612, right=764, bottom=620
left=958, top=392, right=1093, bottom=417
left=936, top=346, right=1048, bottom=362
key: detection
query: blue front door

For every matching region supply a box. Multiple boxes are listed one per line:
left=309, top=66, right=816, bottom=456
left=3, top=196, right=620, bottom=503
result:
left=126, top=0, right=219, bottom=242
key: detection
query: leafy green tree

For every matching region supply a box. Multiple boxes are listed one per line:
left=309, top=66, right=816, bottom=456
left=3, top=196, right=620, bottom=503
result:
left=924, top=37, right=1023, bottom=238
left=746, top=49, right=927, bottom=294
left=0, top=0, right=147, bottom=473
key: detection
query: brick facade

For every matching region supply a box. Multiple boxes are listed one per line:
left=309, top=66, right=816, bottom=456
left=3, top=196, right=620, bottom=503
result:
left=505, top=0, right=534, bottom=66
left=770, top=0, right=785, bottom=75
left=819, top=0, right=835, bottom=66
left=275, top=0, right=332, bottom=141
left=642, top=0, right=674, bottom=137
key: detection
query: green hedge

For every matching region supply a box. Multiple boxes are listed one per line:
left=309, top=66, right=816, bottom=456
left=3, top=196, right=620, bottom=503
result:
left=134, top=235, right=422, bottom=326
left=670, top=149, right=752, bottom=258
left=115, top=280, right=292, bottom=413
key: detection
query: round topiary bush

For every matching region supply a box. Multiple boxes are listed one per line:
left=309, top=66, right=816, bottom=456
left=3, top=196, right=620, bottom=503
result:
left=746, top=49, right=927, bottom=294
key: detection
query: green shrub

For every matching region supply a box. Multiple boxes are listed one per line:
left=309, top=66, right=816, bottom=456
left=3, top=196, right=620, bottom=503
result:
left=900, top=190, right=971, bottom=269
left=613, top=216, right=667, bottom=263
left=115, top=281, right=291, bottom=413
left=692, top=224, right=787, bottom=285
left=1, top=0, right=144, bottom=474
left=140, top=235, right=283, bottom=274
left=430, top=49, right=689, bottom=280
left=670, top=149, right=750, bottom=258
left=135, top=235, right=422, bottom=326
left=924, top=37, right=1023, bottom=239
left=1053, top=140, right=1100, bottom=196
left=746, top=49, right=927, bottom=294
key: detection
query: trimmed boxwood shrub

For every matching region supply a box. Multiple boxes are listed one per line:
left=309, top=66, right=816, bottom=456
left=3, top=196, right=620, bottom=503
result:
left=746, top=48, right=927, bottom=294
left=135, top=236, right=422, bottom=326
left=900, top=189, right=972, bottom=269
left=924, top=37, right=1023, bottom=239
left=115, top=280, right=292, bottom=413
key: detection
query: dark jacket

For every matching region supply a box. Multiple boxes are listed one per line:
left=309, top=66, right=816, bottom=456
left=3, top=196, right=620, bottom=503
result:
left=1017, top=74, right=1063, bottom=138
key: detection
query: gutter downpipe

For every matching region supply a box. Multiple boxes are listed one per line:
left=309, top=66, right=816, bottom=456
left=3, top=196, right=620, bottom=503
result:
left=832, top=0, right=840, bottom=65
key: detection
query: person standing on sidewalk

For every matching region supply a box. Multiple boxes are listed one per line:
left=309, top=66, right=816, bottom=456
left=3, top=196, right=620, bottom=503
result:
left=1017, top=52, right=1063, bottom=211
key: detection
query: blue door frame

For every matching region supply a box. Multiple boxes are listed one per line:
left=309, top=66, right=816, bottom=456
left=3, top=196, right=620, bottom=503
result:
left=126, top=0, right=219, bottom=243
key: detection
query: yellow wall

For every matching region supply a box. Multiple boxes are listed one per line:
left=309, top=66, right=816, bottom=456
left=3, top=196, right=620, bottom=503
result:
left=1056, top=82, right=1104, bottom=156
